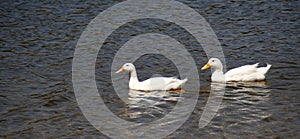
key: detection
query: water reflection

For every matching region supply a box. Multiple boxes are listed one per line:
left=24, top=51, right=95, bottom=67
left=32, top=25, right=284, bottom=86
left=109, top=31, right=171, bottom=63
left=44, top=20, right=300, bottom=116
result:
left=225, top=81, right=271, bottom=105
left=199, top=81, right=271, bottom=130
left=212, top=81, right=272, bottom=138
left=121, top=89, right=180, bottom=122
left=199, top=82, right=225, bottom=128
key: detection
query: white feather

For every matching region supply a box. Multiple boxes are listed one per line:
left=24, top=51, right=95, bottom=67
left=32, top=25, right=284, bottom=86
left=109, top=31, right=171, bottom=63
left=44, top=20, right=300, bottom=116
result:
left=116, top=63, right=187, bottom=91
left=202, top=58, right=271, bottom=82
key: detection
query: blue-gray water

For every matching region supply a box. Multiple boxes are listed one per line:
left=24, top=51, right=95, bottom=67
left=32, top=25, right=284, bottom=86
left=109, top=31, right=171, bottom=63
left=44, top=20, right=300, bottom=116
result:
left=1, top=0, right=299, bottom=138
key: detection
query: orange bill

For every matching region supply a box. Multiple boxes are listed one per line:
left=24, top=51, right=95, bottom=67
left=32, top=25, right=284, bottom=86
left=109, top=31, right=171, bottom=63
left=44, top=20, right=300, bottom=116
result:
left=201, top=63, right=211, bottom=70
left=115, top=67, right=125, bottom=73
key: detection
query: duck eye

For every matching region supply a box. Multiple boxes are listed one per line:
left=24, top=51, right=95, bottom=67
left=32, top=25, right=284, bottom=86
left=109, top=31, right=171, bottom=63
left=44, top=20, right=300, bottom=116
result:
left=212, top=60, right=215, bottom=62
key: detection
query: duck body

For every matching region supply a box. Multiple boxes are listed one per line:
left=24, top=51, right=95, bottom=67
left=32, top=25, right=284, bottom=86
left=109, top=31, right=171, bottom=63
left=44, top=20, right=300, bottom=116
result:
left=202, top=58, right=271, bottom=82
left=116, top=63, right=187, bottom=91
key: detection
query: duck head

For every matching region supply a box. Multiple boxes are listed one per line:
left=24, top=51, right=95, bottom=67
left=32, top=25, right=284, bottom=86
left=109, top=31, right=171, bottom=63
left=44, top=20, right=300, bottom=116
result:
left=201, top=58, right=223, bottom=70
left=116, top=63, right=135, bottom=73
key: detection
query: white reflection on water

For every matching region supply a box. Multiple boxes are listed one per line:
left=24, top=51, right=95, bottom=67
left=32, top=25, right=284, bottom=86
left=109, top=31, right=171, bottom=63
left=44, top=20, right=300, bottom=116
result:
left=213, top=81, right=272, bottom=138
left=120, top=81, right=271, bottom=131
left=199, top=82, right=225, bottom=128
left=128, top=90, right=178, bottom=108
left=199, top=81, right=272, bottom=132
left=225, top=81, right=271, bottom=105
left=122, top=89, right=180, bottom=119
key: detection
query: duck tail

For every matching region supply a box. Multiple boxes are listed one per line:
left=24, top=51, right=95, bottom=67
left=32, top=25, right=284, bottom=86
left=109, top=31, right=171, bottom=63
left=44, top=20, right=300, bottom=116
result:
left=259, top=63, right=272, bottom=75
left=181, top=78, right=188, bottom=85
left=266, top=63, right=272, bottom=70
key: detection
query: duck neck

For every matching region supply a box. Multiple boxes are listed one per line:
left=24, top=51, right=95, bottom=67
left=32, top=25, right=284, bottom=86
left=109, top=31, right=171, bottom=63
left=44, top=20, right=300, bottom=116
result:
left=211, top=67, right=225, bottom=82
left=129, top=68, right=139, bottom=84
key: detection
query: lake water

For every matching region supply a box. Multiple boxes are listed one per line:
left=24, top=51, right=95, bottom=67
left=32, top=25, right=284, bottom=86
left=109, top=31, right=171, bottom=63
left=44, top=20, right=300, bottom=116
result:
left=1, top=0, right=299, bottom=138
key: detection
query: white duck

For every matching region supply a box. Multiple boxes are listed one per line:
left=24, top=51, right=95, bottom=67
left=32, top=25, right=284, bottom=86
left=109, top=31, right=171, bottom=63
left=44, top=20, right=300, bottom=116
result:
left=116, top=63, right=188, bottom=91
left=201, top=58, right=271, bottom=82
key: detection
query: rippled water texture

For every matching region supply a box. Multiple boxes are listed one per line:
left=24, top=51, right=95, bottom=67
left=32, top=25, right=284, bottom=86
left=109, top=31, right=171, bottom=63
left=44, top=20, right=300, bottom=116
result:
left=1, top=0, right=299, bottom=138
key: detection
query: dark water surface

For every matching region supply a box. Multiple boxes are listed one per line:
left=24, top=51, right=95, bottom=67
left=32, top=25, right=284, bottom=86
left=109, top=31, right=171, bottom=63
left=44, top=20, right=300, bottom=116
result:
left=1, top=0, right=299, bottom=138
